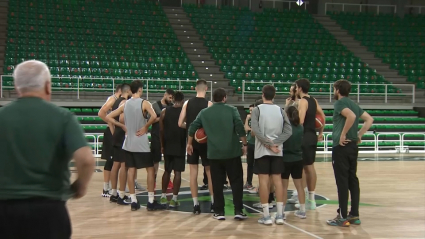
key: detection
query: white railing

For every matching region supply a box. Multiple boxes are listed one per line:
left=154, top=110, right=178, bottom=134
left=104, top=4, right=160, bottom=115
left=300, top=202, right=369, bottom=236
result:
left=241, top=81, right=415, bottom=103
left=405, top=5, right=425, bottom=14
left=0, top=75, right=213, bottom=101
left=401, top=133, right=425, bottom=153
left=253, top=0, right=309, bottom=10
left=325, top=3, right=397, bottom=14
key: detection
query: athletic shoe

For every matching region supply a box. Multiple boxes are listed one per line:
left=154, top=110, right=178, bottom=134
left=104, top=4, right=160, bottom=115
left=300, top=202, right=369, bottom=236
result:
left=223, top=184, right=229, bottom=190
left=147, top=200, right=167, bottom=211
left=326, top=215, right=350, bottom=227
left=287, top=194, right=299, bottom=204
left=243, top=183, right=253, bottom=190
left=248, top=186, right=258, bottom=194
left=102, top=189, right=111, bottom=197
left=200, top=184, right=208, bottom=190
left=193, top=204, right=201, bottom=215
left=131, top=201, right=140, bottom=211
left=110, top=194, right=119, bottom=203
left=134, top=181, right=146, bottom=191
left=294, top=210, right=307, bottom=219
left=160, top=197, right=168, bottom=205
left=258, top=216, right=273, bottom=225
left=210, top=203, right=214, bottom=213
left=167, top=181, right=174, bottom=190
left=347, top=215, right=361, bottom=225
left=117, top=196, right=131, bottom=205
left=213, top=213, right=225, bottom=220
left=275, top=214, right=285, bottom=225
left=169, top=199, right=180, bottom=208
left=253, top=202, right=274, bottom=209
left=295, top=200, right=316, bottom=210
left=234, top=212, right=248, bottom=220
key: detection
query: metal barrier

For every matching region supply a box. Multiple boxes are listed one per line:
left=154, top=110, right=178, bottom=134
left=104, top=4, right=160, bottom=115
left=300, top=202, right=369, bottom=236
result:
left=401, top=133, right=425, bottom=153
left=322, top=133, right=377, bottom=154
left=241, top=81, right=415, bottom=103
left=405, top=5, right=425, bottom=14
left=255, top=0, right=309, bottom=10
left=85, top=134, right=98, bottom=155
left=325, top=3, right=397, bottom=14
left=0, top=76, right=213, bottom=101
left=376, top=133, right=402, bottom=153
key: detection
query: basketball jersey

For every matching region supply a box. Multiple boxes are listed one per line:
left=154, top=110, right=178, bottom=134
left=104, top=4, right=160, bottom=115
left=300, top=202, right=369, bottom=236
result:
left=106, top=94, right=118, bottom=115
left=302, top=96, right=317, bottom=145
left=186, top=97, right=208, bottom=149
left=112, top=97, right=126, bottom=147
left=163, top=106, right=186, bottom=156
left=151, top=100, right=170, bottom=140
left=122, top=98, right=150, bottom=152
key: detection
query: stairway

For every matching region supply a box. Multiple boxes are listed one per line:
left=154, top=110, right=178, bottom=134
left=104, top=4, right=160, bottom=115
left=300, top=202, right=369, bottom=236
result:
left=163, top=7, right=235, bottom=96
left=0, top=1, right=8, bottom=75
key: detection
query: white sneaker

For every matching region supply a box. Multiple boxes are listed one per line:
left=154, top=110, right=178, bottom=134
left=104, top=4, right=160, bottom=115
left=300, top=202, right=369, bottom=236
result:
left=294, top=210, right=307, bottom=219
left=258, top=216, right=273, bottom=225
left=275, top=213, right=286, bottom=225
left=253, top=202, right=274, bottom=209
left=295, top=200, right=316, bottom=210
left=287, top=194, right=299, bottom=204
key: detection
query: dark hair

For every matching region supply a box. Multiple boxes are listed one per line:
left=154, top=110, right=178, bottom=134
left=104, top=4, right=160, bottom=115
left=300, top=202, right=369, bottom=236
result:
left=286, top=106, right=300, bottom=126
left=254, top=99, right=263, bottom=106
left=262, top=84, right=276, bottom=101
left=334, top=79, right=351, bottom=97
left=130, top=80, right=143, bottom=94
left=165, top=89, right=175, bottom=96
left=115, top=84, right=122, bottom=92
left=173, top=91, right=184, bottom=102
left=121, top=83, right=130, bottom=93
left=196, top=79, right=207, bottom=86
left=295, top=78, right=310, bottom=94
left=249, top=104, right=254, bottom=108
left=213, top=88, right=227, bottom=102
left=290, top=83, right=297, bottom=101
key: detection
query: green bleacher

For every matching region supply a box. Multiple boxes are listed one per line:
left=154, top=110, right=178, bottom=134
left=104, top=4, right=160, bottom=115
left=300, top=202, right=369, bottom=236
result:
left=3, top=0, right=199, bottom=92
left=183, top=5, right=402, bottom=95
left=328, top=12, right=425, bottom=89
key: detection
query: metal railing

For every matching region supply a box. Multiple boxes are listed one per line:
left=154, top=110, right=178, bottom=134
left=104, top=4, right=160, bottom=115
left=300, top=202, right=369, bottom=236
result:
left=405, top=5, right=425, bottom=14
left=0, top=75, right=213, bottom=101
left=254, top=0, right=309, bottom=10
left=325, top=3, right=397, bottom=14
left=241, top=81, right=415, bottom=103
left=401, top=133, right=425, bottom=153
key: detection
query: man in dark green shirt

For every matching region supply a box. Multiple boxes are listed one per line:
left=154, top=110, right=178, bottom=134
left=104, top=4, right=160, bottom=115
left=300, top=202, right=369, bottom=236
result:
left=0, top=60, right=95, bottom=239
left=327, top=80, right=374, bottom=227
left=187, top=88, right=248, bottom=221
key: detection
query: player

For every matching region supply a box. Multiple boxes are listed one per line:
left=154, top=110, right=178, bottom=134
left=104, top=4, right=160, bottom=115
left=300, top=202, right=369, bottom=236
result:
left=178, top=79, right=214, bottom=214
left=159, top=91, right=186, bottom=207
left=294, top=78, right=326, bottom=210
left=98, top=84, right=122, bottom=197
left=244, top=104, right=255, bottom=190
left=327, top=80, right=373, bottom=227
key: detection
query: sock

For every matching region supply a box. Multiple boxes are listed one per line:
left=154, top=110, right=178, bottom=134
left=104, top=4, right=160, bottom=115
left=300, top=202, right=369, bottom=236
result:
left=276, top=202, right=284, bottom=216
left=304, top=187, right=308, bottom=199
left=103, top=182, right=109, bottom=191
left=268, top=192, right=274, bottom=203
left=309, top=191, right=315, bottom=201
left=210, top=196, right=214, bottom=204
left=300, top=204, right=306, bottom=212
left=111, top=189, right=117, bottom=196
left=193, top=197, right=199, bottom=206
left=262, top=204, right=270, bottom=217
left=148, top=192, right=154, bottom=204
left=130, top=194, right=137, bottom=203
left=292, top=190, right=298, bottom=196
left=161, top=193, right=166, bottom=198
left=119, top=191, right=125, bottom=199
left=172, top=195, right=178, bottom=201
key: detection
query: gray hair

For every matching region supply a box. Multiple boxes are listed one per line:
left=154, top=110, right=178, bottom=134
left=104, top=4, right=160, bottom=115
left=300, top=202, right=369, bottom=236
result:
left=13, top=60, right=51, bottom=93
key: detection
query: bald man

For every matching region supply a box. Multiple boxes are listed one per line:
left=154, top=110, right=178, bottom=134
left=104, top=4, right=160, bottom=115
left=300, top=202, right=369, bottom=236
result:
left=0, top=60, right=95, bottom=239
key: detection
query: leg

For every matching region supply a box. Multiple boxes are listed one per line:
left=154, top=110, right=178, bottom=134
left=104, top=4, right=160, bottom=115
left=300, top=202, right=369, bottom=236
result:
left=304, top=164, right=317, bottom=192
left=270, top=157, right=285, bottom=221
left=246, top=144, right=255, bottom=186
left=282, top=179, right=289, bottom=205
left=160, top=156, right=172, bottom=204
left=173, top=171, right=182, bottom=196
left=102, top=160, right=113, bottom=196
left=332, top=146, right=350, bottom=219
left=210, top=160, right=225, bottom=215
left=225, top=157, right=244, bottom=213
left=189, top=164, right=199, bottom=202
left=110, top=161, right=121, bottom=196
left=118, top=163, right=127, bottom=194
left=203, top=168, right=208, bottom=185
left=348, top=144, right=360, bottom=217
left=205, top=165, right=215, bottom=212
left=258, top=174, right=270, bottom=204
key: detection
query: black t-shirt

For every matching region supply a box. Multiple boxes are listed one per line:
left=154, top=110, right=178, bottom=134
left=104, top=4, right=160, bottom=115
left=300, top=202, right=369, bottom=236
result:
left=186, top=97, right=209, bottom=149
left=163, top=106, right=186, bottom=156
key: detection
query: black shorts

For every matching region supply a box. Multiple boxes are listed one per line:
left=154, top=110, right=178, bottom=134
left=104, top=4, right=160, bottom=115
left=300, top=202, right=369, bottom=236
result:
left=187, top=142, right=209, bottom=166
left=112, top=146, right=126, bottom=163
left=164, top=155, right=186, bottom=172
left=124, top=151, right=154, bottom=169
left=302, top=144, right=317, bottom=166
left=281, top=160, right=304, bottom=179
left=253, top=155, right=284, bottom=175
left=150, top=137, right=162, bottom=163
left=101, top=127, right=113, bottom=160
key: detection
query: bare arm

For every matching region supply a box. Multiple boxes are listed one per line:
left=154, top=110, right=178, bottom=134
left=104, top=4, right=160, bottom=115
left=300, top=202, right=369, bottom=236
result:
left=105, top=104, right=125, bottom=129
left=159, top=109, right=166, bottom=150
left=178, top=100, right=188, bottom=129
left=340, top=108, right=356, bottom=137
left=358, top=111, right=374, bottom=138
left=315, top=99, right=326, bottom=135
left=118, top=100, right=126, bottom=124
left=244, top=114, right=251, bottom=132
left=98, top=96, right=115, bottom=123
left=142, top=100, right=157, bottom=129
left=72, top=146, right=95, bottom=198
left=298, top=98, right=308, bottom=125
left=272, top=108, right=292, bottom=145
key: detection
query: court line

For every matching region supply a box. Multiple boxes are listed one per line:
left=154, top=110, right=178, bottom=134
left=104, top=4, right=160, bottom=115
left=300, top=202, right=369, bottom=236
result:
left=158, top=167, right=324, bottom=239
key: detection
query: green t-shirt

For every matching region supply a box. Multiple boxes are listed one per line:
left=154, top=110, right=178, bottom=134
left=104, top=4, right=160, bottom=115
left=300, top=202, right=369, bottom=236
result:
left=246, top=116, right=255, bottom=145
left=0, top=97, right=88, bottom=200
left=332, top=97, right=364, bottom=147
left=283, top=124, right=303, bottom=162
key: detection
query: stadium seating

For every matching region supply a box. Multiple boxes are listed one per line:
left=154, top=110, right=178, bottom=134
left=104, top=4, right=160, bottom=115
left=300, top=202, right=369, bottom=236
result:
left=183, top=4, right=402, bottom=95
left=3, top=0, right=198, bottom=92
left=328, top=12, right=425, bottom=89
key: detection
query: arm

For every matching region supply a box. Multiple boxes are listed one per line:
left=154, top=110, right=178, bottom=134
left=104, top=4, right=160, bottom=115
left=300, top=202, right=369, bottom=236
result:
left=250, top=107, right=273, bottom=145
left=358, top=111, right=374, bottom=138
left=298, top=98, right=308, bottom=125
left=142, top=100, right=157, bottom=129
left=159, top=109, right=166, bottom=150
left=208, top=101, right=213, bottom=107
left=105, top=104, right=126, bottom=129
left=152, top=102, right=161, bottom=123
left=244, top=114, right=251, bottom=132
left=118, top=100, right=126, bottom=124
left=340, top=108, right=356, bottom=137
left=315, top=99, right=326, bottom=135
left=272, top=108, right=293, bottom=145
left=98, top=96, right=115, bottom=123
left=178, top=100, right=188, bottom=129
left=233, top=107, right=248, bottom=145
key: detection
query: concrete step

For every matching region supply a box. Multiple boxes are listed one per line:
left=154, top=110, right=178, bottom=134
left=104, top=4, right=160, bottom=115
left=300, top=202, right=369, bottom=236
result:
left=170, top=24, right=196, bottom=31
left=198, top=73, right=225, bottom=81
left=163, top=7, right=185, bottom=14
left=174, top=29, right=198, bottom=36
left=191, top=60, right=217, bottom=67
left=194, top=66, right=221, bottom=74
left=181, top=42, right=205, bottom=48
left=177, top=35, right=202, bottom=43
left=183, top=48, right=208, bottom=54
left=168, top=18, right=191, bottom=25
left=166, top=13, right=189, bottom=19
left=187, top=54, right=213, bottom=61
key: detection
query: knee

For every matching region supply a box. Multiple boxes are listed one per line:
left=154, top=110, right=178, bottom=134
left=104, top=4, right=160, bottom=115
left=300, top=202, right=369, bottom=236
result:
left=104, top=160, right=113, bottom=171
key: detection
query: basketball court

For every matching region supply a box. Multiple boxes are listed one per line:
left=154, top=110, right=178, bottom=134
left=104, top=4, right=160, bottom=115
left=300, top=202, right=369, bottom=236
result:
left=68, top=154, right=425, bottom=239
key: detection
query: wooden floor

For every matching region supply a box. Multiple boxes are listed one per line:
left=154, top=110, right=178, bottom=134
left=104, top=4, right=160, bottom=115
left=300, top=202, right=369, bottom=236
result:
left=68, top=154, right=425, bottom=239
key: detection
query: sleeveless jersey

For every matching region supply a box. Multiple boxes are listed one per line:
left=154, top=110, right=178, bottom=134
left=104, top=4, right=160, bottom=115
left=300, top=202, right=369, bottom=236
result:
left=122, top=98, right=150, bottom=152
left=163, top=106, right=186, bottom=156
left=151, top=100, right=170, bottom=140
left=112, top=97, right=126, bottom=147
left=186, top=97, right=209, bottom=149
left=302, top=96, right=317, bottom=145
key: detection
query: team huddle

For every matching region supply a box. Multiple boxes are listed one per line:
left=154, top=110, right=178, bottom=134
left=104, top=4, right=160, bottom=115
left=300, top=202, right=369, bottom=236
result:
left=98, top=78, right=374, bottom=227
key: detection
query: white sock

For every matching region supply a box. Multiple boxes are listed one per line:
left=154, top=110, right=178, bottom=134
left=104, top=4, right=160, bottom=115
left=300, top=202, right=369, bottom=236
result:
left=193, top=197, right=199, bottom=206
left=304, top=187, right=308, bottom=199
left=210, top=196, right=214, bottom=204
left=172, top=195, right=178, bottom=201
left=309, top=191, right=315, bottom=201
left=161, top=193, right=166, bottom=198
left=111, top=189, right=117, bottom=196
left=103, top=182, right=109, bottom=191
left=292, top=190, right=298, bottom=196
left=119, top=191, right=125, bottom=199
left=276, top=202, right=284, bottom=216
left=300, top=204, right=306, bottom=212
left=262, top=204, right=270, bottom=217
left=130, top=194, right=137, bottom=203
left=148, top=192, right=154, bottom=204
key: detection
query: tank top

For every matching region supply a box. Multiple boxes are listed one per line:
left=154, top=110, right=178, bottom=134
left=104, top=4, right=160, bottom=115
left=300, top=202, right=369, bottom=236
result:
left=112, top=97, right=126, bottom=147
left=106, top=94, right=119, bottom=115
left=186, top=97, right=208, bottom=149
left=302, top=96, right=317, bottom=145
left=122, top=98, right=150, bottom=152
left=151, top=100, right=170, bottom=139
left=163, top=106, right=186, bottom=156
